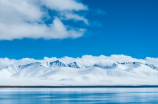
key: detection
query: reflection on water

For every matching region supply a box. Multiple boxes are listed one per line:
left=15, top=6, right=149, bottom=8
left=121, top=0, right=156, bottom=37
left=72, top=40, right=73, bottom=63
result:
left=0, top=87, right=158, bottom=104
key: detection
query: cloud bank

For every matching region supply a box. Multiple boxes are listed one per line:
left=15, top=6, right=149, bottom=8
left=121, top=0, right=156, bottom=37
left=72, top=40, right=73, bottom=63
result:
left=0, top=54, right=158, bottom=69
left=0, top=0, right=88, bottom=40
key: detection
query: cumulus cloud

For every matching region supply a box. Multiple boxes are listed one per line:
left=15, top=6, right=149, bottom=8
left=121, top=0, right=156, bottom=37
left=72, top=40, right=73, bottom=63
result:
left=1, top=55, right=157, bottom=69
left=41, top=0, right=88, bottom=11
left=0, top=0, right=88, bottom=40
left=145, top=57, right=158, bottom=66
left=0, top=57, right=36, bottom=69
left=62, top=13, right=89, bottom=25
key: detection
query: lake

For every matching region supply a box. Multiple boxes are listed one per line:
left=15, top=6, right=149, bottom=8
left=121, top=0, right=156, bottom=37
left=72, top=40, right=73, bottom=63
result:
left=0, top=87, right=158, bottom=104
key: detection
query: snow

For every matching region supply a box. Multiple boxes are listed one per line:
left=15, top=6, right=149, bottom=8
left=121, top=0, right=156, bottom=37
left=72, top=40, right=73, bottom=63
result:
left=0, top=55, right=158, bottom=86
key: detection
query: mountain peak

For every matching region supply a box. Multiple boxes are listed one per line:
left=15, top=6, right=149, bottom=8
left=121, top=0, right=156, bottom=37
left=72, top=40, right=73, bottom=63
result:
left=94, top=63, right=117, bottom=69
left=49, top=60, right=66, bottom=68
left=145, top=63, right=158, bottom=70
left=67, top=62, right=80, bottom=69
left=18, top=62, right=41, bottom=69
left=118, top=62, right=141, bottom=65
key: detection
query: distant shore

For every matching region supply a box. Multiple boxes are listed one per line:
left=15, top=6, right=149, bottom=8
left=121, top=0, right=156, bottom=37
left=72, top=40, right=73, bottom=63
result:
left=0, top=85, right=158, bottom=88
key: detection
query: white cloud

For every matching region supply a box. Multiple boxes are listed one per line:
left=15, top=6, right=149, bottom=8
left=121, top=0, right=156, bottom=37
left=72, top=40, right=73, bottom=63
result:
left=62, top=13, right=89, bottom=25
left=0, top=18, right=86, bottom=40
left=0, top=0, right=88, bottom=40
left=41, top=0, right=88, bottom=11
left=1, top=55, right=157, bottom=69
left=0, top=57, right=36, bottom=69
left=145, top=57, right=158, bottom=67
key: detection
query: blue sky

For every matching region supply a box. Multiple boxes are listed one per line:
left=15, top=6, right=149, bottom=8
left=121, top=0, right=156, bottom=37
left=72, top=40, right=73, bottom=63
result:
left=0, top=0, right=158, bottom=59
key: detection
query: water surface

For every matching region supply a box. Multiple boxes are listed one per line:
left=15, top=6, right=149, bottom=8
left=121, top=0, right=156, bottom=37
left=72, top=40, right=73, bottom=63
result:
left=0, top=87, right=158, bottom=104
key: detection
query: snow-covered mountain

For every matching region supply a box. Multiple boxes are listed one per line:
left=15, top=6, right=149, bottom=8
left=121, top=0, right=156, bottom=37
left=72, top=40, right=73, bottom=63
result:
left=49, top=60, right=66, bottom=68
left=0, top=55, right=158, bottom=85
left=67, top=62, right=81, bottom=68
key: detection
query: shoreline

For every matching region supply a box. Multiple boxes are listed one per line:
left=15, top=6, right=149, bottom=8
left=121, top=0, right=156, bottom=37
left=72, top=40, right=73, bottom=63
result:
left=0, top=85, right=158, bottom=88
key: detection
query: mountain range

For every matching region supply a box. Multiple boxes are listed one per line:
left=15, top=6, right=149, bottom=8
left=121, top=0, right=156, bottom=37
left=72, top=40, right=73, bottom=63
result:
left=0, top=55, right=158, bottom=85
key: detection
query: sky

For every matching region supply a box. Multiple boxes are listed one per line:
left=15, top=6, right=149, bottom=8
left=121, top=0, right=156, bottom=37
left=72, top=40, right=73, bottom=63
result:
left=0, top=0, right=158, bottom=59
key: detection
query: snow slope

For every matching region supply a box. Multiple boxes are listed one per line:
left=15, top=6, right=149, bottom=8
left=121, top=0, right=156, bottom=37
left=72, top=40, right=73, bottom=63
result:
left=0, top=55, right=158, bottom=86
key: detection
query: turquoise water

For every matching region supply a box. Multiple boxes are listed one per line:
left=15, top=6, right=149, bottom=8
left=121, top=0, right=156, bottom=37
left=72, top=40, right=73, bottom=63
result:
left=0, top=87, right=158, bottom=104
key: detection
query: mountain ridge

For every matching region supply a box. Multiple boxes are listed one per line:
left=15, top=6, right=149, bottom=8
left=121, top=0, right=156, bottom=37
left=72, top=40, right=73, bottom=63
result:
left=2, top=60, right=158, bottom=73
left=0, top=58, right=158, bottom=85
